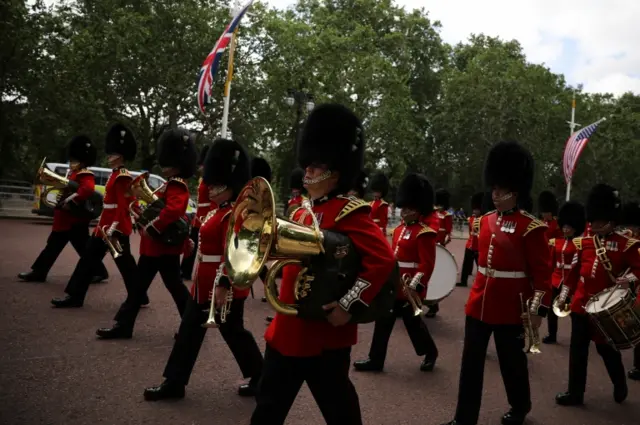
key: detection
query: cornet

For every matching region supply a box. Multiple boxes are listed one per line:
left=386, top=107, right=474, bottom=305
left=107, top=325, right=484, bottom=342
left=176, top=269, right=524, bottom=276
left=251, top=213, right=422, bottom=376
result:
left=97, top=225, right=123, bottom=259
left=401, top=273, right=423, bottom=316
left=203, top=264, right=234, bottom=328
left=520, top=292, right=541, bottom=354
left=552, top=285, right=571, bottom=318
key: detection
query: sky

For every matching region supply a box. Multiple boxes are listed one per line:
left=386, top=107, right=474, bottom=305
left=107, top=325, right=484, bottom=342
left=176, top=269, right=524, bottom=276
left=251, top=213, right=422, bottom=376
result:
left=265, top=0, right=640, bottom=96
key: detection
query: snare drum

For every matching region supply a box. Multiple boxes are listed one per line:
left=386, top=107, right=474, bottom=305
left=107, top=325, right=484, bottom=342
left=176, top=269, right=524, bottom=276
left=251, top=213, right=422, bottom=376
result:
left=584, top=286, right=640, bottom=350
left=424, top=245, right=459, bottom=305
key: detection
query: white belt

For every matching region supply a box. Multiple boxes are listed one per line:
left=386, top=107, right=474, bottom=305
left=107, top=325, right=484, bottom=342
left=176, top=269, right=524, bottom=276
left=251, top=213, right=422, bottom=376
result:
left=373, top=219, right=380, bottom=223
left=398, top=261, right=419, bottom=269
left=200, top=255, right=222, bottom=263
left=556, top=262, right=572, bottom=270
left=103, top=203, right=117, bottom=209
left=439, top=228, right=445, bottom=231
left=478, top=266, right=526, bottom=279
left=198, top=202, right=211, bottom=207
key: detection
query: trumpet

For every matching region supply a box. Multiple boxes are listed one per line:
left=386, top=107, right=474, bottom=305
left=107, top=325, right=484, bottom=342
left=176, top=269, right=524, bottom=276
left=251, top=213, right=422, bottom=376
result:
left=97, top=225, right=123, bottom=259
left=519, top=292, right=541, bottom=354
left=401, top=273, right=423, bottom=316
left=203, top=264, right=234, bottom=328
left=552, top=285, right=571, bottom=318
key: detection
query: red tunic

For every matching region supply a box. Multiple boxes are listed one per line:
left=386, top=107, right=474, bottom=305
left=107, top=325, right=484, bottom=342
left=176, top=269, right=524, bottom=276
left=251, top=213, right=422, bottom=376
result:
left=544, top=217, right=563, bottom=240
left=548, top=237, right=580, bottom=289
left=464, top=216, right=480, bottom=251
left=140, top=179, right=190, bottom=257
left=436, top=210, right=453, bottom=245
left=286, top=194, right=305, bottom=217
left=392, top=212, right=439, bottom=300
left=52, top=169, right=96, bottom=232
left=193, top=178, right=215, bottom=229
left=94, top=168, right=134, bottom=237
left=370, top=199, right=389, bottom=234
left=465, top=209, right=553, bottom=325
left=265, top=195, right=395, bottom=357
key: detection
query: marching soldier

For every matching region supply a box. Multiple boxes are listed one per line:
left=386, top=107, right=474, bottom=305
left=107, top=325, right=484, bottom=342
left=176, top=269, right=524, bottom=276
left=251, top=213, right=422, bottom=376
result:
left=543, top=201, right=585, bottom=344
left=427, top=188, right=452, bottom=318
left=441, top=140, right=552, bottom=425
left=51, top=124, right=139, bottom=308
left=180, top=144, right=214, bottom=280
left=347, top=170, right=369, bottom=199
left=538, top=190, right=563, bottom=239
left=285, top=168, right=306, bottom=217
left=19, top=135, right=108, bottom=283
left=353, top=172, right=439, bottom=372
left=619, top=201, right=640, bottom=380
left=369, top=172, right=390, bottom=235
left=251, top=104, right=396, bottom=425
left=95, top=127, right=196, bottom=339
left=555, top=184, right=640, bottom=406
left=457, top=192, right=483, bottom=287
left=143, top=138, right=264, bottom=400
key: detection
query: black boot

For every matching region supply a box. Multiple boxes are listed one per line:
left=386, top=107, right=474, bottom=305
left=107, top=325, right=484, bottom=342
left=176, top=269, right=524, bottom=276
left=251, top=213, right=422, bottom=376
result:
left=90, top=274, right=109, bottom=284
left=501, top=407, right=530, bottom=425
left=425, top=304, right=439, bottom=318
left=18, top=271, right=46, bottom=282
left=353, top=359, right=383, bottom=372
left=555, top=391, right=584, bottom=406
left=628, top=367, right=640, bottom=380
left=238, top=377, right=258, bottom=397
left=51, top=295, right=83, bottom=308
left=542, top=334, right=557, bottom=344
left=96, top=323, right=133, bottom=340
left=614, top=382, right=628, bottom=403
left=143, top=380, right=185, bottom=401
left=455, top=281, right=467, bottom=287
left=265, top=316, right=273, bottom=323
left=420, top=356, right=437, bottom=372
left=261, top=296, right=267, bottom=303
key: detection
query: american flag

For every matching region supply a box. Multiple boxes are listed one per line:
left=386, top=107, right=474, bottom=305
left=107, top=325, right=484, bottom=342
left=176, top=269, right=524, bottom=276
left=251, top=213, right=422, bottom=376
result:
left=196, top=0, right=254, bottom=115
left=562, top=117, right=606, bottom=183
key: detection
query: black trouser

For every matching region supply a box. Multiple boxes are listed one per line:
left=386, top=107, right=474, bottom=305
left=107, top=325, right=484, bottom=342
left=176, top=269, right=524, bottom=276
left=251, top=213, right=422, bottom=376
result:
left=454, top=316, right=531, bottom=425
left=114, top=254, right=190, bottom=328
left=65, top=236, right=137, bottom=302
left=368, top=300, right=438, bottom=366
left=634, top=345, right=640, bottom=369
left=31, top=224, right=108, bottom=278
left=566, top=313, right=625, bottom=394
left=459, top=248, right=478, bottom=286
left=164, top=297, right=263, bottom=385
left=251, top=345, right=362, bottom=425
left=546, top=286, right=562, bottom=337
left=179, top=227, right=199, bottom=280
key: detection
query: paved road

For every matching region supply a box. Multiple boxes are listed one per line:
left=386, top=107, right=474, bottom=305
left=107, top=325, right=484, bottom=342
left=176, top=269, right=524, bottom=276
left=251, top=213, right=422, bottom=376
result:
left=0, top=220, right=638, bottom=425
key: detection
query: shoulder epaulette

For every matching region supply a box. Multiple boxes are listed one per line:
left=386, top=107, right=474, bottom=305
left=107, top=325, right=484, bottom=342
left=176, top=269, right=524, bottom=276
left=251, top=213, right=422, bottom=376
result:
left=521, top=211, right=548, bottom=236
left=482, top=210, right=497, bottom=218
left=221, top=208, right=233, bottom=221
left=623, top=236, right=640, bottom=252
left=288, top=206, right=304, bottom=221
left=169, top=177, right=188, bottom=189
left=548, top=238, right=556, bottom=247
left=198, top=177, right=203, bottom=185
left=76, top=168, right=94, bottom=176
left=335, top=196, right=371, bottom=222
left=572, top=237, right=583, bottom=250
left=115, top=168, right=132, bottom=179
left=417, top=223, right=437, bottom=237
left=380, top=200, right=389, bottom=206
left=472, top=217, right=480, bottom=233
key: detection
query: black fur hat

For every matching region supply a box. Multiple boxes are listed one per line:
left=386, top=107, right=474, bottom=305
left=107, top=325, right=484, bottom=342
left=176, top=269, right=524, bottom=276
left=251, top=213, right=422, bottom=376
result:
left=483, top=140, right=534, bottom=196
left=435, top=188, right=451, bottom=209
left=197, top=144, right=210, bottom=166
left=369, top=172, right=389, bottom=197
left=519, top=194, right=534, bottom=213
left=290, top=168, right=305, bottom=191
left=203, top=138, right=250, bottom=199
left=621, top=202, right=640, bottom=227
left=297, top=103, right=364, bottom=193
left=396, top=173, right=434, bottom=215
left=251, top=157, right=272, bottom=183
left=471, top=192, right=484, bottom=210
left=105, top=123, right=136, bottom=161
left=157, top=127, right=197, bottom=179
left=538, top=191, right=558, bottom=215
left=350, top=171, right=369, bottom=198
left=558, top=201, right=586, bottom=236
left=586, top=183, right=621, bottom=223
left=67, top=135, right=97, bottom=167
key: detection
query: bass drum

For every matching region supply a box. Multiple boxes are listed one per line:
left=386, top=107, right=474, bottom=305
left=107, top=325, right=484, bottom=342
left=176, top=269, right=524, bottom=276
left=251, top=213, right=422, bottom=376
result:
left=424, top=244, right=459, bottom=305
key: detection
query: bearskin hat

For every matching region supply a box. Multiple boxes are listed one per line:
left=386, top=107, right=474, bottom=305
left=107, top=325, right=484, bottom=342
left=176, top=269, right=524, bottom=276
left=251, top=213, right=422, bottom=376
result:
left=558, top=201, right=586, bottom=236
left=471, top=192, right=484, bottom=210
left=350, top=171, right=369, bottom=198
left=621, top=202, right=640, bottom=227
left=483, top=140, right=534, bottom=196
left=251, top=157, right=272, bottom=183
left=157, top=127, right=197, bottom=179
left=370, top=172, right=390, bottom=197
left=67, top=135, right=97, bottom=167
left=203, top=138, right=250, bottom=199
left=538, top=191, right=558, bottom=215
left=297, top=103, right=364, bottom=193
left=290, top=168, right=305, bottom=191
left=396, top=173, right=434, bottom=215
left=519, top=194, right=534, bottom=213
left=197, top=144, right=210, bottom=166
left=105, top=123, right=136, bottom=161
left=435, top=189, right=451, bottom=209
left=586, top=183, right=621, bottom=223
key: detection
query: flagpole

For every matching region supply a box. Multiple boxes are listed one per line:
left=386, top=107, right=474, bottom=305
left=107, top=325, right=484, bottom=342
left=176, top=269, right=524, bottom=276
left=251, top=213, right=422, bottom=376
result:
left=220, top=27, right=239, bottom=139
left=565, top=93, right=579, bottom=201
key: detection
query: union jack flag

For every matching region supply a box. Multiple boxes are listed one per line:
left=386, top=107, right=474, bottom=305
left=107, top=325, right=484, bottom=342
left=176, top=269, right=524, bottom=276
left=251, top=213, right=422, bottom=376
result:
left=562, top=117, right=606, bottom=183
left=196, top=0, right=254, bottom=115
